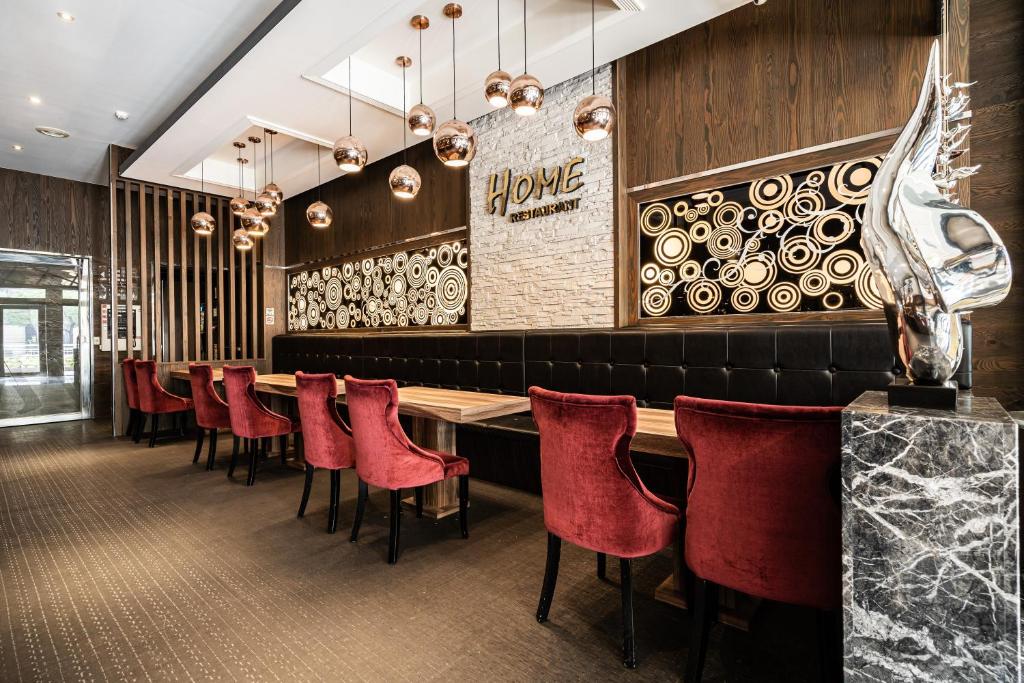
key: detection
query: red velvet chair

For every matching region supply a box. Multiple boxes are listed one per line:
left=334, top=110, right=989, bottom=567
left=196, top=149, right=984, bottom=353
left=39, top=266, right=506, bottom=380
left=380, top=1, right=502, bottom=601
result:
left=344, top=376, right=469, bottom=564
left=529, top=387, right=680, bottom=669
left=294, top=371, right=357, bottom=533
left=222, top=365, right=300, bottom=486
left=121, top=358, right=142, bottom=442
left=673, top=396, right=843, bottom=682
left=187, top=363, right=237, bottom=471
left=134, top=360, right=193, bottom=448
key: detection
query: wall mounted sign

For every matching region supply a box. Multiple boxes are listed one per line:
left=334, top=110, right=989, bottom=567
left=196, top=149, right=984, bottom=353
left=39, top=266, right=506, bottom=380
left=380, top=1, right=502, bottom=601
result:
left=486, top=156, right=585, bottom=222
left=637, top=156, right=886, bottom=318
left=287, top=239, right=469, bottom=331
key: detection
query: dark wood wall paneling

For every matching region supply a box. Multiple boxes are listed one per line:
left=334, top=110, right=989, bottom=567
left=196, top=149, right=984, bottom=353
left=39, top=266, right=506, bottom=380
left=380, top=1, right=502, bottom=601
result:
left=0, top=166, right=112, bottom=417
left=283, top=139, right=467, bottom=267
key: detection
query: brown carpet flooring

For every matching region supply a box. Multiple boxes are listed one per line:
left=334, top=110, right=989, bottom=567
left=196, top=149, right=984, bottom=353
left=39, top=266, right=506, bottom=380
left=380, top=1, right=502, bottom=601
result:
left=0, top=420, right=821, bottom=682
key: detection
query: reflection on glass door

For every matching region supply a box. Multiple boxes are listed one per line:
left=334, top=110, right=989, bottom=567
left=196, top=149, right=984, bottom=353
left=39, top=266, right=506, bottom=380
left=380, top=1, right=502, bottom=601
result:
left=0, top=250, right=92, bottom=427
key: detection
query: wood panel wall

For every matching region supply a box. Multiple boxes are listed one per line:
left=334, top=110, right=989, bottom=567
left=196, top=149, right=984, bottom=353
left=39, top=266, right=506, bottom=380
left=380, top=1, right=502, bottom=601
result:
left=283, top=139, right=467, bottom=267
left=0, top=166, right=112, bottom=417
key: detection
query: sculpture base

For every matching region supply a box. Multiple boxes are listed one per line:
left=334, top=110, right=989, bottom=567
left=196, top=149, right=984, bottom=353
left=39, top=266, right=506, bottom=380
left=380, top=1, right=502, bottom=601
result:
left=887, top=378, right=957, bottom=411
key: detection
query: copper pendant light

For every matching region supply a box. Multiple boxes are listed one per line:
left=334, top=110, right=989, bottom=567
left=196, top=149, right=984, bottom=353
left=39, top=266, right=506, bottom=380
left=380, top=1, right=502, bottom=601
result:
left=390, top=56, right=421, bottom=199
left=333, top=58, right=368, bottom=172
left=263, top=129, right=284, bottom=204
left=484, top=0, right=511, bottom=107
left=433, top=4, right=477, bottom=167
left=573, top=0, right=615, bottom=141
left=408, top=15, right=436, bottom=137
left=509, top=0, right=544, bottom=116
left=306, top=143, right=333, bottom=229
left=229, top=141, right=249, bottom=216
left=189, top=160, right=216, bottom=236
left=232, top=228, right=253, bottom=251
left=240, top=143, right=266, bottom=235
left=252, top=135, right=277, bottom=218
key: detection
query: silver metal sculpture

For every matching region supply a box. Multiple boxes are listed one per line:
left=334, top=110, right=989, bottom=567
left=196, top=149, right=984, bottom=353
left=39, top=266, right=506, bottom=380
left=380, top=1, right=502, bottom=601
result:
left=861, top=40, right=1011, bottom=386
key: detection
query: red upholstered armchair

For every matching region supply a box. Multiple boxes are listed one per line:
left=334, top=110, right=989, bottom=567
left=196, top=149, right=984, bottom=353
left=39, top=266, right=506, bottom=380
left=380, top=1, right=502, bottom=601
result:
left=674, top=396, right=843, bottom=683
left=294, top=372, right=356, bottom=534
left=344, top=376, right=469, bottom=564
left=121, top=358, right=142, bottom=442
left=222, top=365, right=300, bottom=486
left=134, top=359, right=193, bottom=448
left=529, top=386, right=680, bottom=669
left=188, top=363, right=235, bottom=471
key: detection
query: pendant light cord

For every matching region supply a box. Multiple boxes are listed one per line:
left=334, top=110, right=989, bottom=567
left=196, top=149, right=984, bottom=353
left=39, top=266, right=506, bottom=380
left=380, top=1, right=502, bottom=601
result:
left=418, top=27, right=424, bottom=105
left=497, top=0, right=502, bottom=70
left=591, top=0, right=596, bottom=94
left=402, top=63, right=408, bottom=165
left=269, top=134, right=275, bottom=183
left=348, top=58, right=353, bottom=136
left=315, top=144, right=322, bottom=201
left=262, top=139, right=267, bottom=192
left=523, top=0, right=527, bottom=73
left=451, top=13, right=457, bottom=119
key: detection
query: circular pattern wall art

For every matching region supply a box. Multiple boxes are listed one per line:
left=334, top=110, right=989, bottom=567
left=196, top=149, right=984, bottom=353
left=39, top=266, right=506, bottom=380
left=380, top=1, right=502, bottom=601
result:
left=287, top=239, right=468, bottom=330
left=638, top=155, right=884, bottom=317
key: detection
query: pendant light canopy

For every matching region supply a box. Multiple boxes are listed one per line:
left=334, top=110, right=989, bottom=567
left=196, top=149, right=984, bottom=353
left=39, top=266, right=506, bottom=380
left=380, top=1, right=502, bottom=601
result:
left=333, top=58, right=368, bottom=172
left=433, top=4, right=477, bottom=167
left=390, top=56, right=422, bottom=199
left=252, top=135, right=277, bottom=218
left=306, top=143, right=333, bottom=229
left=573, top=0, right=615, bottom=141
left=263, top=129, right=283, bottom=205
left=408, top=15, right=436, bottom=137
left=189, top=160, right=216, bottom=236
left=240, top=143, right=266, bottom=235
left=484, top=0, right=511, bottom=107
left=509, top=0, right=544, bottom=116
left=229, top=141, right=248, bottom=216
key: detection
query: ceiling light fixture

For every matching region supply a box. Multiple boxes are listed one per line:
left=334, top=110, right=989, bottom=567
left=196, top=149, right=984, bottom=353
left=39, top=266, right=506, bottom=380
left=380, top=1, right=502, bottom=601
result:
left=573, top=0, right=616, bottom=141
left=509, top=0, right=544, bottom=116
left=35, top=126, right=70, bottom=139
left=232, top=228, right=253, bottom=251
left=263, top=129, right=283, bottom=205
left=306, top=144, right=333, bottom=229
left=114, top=110, right=130, bottom=120
left=190, top=160, right=216, bottom=236
left=252, top=135, right=277, bottom=219
left=408, top=15, right=436, bottom=137
left=56, top=11, right=75, bottom=22
left=484, top=0, right=511, bottom=107
left=390, top=56, right=421, bottom=199
left=29, top=95, right=42, bottom=105
left=12, top=144, right=23, bottom=151
left=242, top=138, right=269, bottom=236
left=433, top=4, right=477, bottom=168
left=333, top=58, right=368, bottom=172
left=230, top=142, right=249, bottom=216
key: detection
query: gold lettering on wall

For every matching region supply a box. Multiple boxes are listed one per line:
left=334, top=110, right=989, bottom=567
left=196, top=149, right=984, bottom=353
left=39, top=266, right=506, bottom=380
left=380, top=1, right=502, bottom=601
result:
left=511, top=174, right=535, bottom=204
left=486, top=169, right=511, bottom=217
left=561, top=156, right=585, bottom=194
left=486, top=157, right=586, bottom=217
left=534, top=165, right=561, bottom=199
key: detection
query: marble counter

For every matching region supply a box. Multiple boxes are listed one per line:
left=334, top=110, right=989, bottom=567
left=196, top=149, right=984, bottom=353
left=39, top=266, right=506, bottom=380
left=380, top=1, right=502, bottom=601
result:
left=842, top=391, right=1020, bottom=682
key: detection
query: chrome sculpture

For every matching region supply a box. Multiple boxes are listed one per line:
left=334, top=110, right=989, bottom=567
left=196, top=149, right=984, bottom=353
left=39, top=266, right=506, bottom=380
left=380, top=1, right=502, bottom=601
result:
left=861, top=40, right=1011, bottom=386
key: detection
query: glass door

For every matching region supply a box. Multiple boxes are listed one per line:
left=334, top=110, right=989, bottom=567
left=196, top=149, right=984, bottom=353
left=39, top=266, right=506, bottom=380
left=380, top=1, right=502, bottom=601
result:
left=0, top=250, right=92, bottom=427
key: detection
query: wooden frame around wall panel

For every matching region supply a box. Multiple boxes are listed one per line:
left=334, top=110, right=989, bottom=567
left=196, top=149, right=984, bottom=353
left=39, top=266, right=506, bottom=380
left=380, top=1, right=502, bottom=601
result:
left=615, top=129, right=900, bottom=329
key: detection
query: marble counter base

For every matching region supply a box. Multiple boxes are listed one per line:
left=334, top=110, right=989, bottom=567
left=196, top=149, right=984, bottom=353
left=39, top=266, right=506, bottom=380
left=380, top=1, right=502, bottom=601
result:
left=842, top=391, right=1020, bottom=682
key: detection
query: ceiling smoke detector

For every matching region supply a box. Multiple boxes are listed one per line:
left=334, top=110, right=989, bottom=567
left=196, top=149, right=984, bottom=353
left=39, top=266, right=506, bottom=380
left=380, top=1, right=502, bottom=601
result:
left=35, top=126, right=70, bottom=139
left=56, top=11, right=75, bottom=22
left=114, top=110, right=130, bottom=120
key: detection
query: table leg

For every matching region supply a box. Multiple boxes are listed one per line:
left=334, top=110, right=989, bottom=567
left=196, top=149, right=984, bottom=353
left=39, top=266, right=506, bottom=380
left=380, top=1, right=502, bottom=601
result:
left=402, top=416, right=461, bottom=519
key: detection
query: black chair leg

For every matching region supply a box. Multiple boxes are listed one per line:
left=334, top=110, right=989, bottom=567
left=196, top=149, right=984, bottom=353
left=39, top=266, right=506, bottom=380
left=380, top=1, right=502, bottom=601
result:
left=620, top=558, right=637, bottom=669
left=246, top=438, right=259, bottom=486
left=327, top=469, right=341, bottom=534
left=597, top=552, right=607, bottom=579
left=125, top=409, right=135, bottom=437
left=133, top=412, right=145, bottom=443
left=279, top=435, right=289, bottom=466
left=387, top=489, right=402, bottom=564
left=817, top=608, right=842, bottom=683
left=206, top=430, right=218, bottom=470
left=350, top=478, right=368, bottom=542
left=193, top=427, right=205, bottom=464
left=227, top=437, right=240, bottom=478
left=685, top=578, right=719, bottom=683
left=536, top=533, right=562, bottom=623
left=415, top=487, right=424, bottom=518
left=148, top=414, right=160, bottom=448
left=297, top=464, right=314, bottom=518
left=458, top=475, right=469, bottom=539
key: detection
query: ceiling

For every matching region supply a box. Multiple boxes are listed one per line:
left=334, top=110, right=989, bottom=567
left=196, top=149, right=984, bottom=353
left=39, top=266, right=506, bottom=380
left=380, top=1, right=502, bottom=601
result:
left=2, top=0, right=747, bottom=194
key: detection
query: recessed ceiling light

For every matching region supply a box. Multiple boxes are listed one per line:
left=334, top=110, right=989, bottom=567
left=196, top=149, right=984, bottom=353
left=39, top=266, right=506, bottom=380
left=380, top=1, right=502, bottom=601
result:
left=12, top=144, right=23, bottom=151
left=56, top=11, right=75, bottom=22
left=113, top=110, right=130, bottom=121
left=29, top=95, right=42, bottom=105
left=35, top=126, right=70, bottom=139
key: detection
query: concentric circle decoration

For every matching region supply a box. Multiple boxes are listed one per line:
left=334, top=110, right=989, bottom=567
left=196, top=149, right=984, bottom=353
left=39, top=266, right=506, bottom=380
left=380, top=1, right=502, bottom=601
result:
left=679, top=260, right=702, bottom=282
left=757, top=209, right=785, bottom=234
left=653, top=229, right=692, bottom=266
left=822, top=291, right=844, bottom=310
left=336, top=307, right=350, bottom=329
left=310, top=271, right=321, bottom=288
left=413, top=303, right=430, bottom=325
left=381, top=256, right=393, bottom=274
left=672, top=200, right=689, bottom=217
left=306, top=301, right=320, bottom=326
left=640, top=202, right=672, bottom=236
left=397, top=312, right=409, bottom=327
left=342, top=262, right=354, bottom=279
left=827, top=157, right=880, bottom=205
left=436, top=266, right=468, bottom=312
left=806, top=169, right=826, bottom=188
left=784, top=189, right=826, bottom=224
left=296, top=297, right=306, bottom=313
left=778, top=235, right=821, bottom=274
left=749, top=175, right=793, bottom=210
left=706, top=190, right=724, bottom=206
left=371, top=270, right=385, bottom=297
left=798, top=269, right=830, bottom=297
left=324, top=311, right=335, bottom=329
left=707, top=225, right=742, bottom=259
left=457, top=248, right=469, bottom=269
left=425, top=292, right=437, bottom=310
left=855, top=263, right=885, bottom=309
left=658, top=268, right=676, bottom=286
left=767, top=282, right=801, bottom=312
left=822, top=249, right=862, bottom=284
left=361, top=258, right=373, bottom=275
left=382, top=309, right=395, bottom=326
left=689, top=221, right=712, bottom=243
left=300, top=271, right=308, bottom=284
left=641, top=263, right=661, bottom=285
left=730, top=286, right=759, bottom=313
left=432, top=309, right=446, bottom=325
left=812, top=211, right=855, bottom=245
left=407, top=253, right=428, bottom=287
left=391, top=274, right=407, bottom=298
left=641, top=285, right=672, bottom=317
left=719, top=261, right=744, bottom=288
left=318, top=280, right=325, bottom=294
left=425, top=266, right=440, bottom=287
left=298, top=316, right=308, bottom=330
left=742, top=253, right=778, bottom=291
left=437, top=243, right=454, bottom=266
left=392, top=251, right=408, bottom=273
left=686, top=280, right=722, bottom=314
left=696, top=203, right=710, bottom=215
left=712, top=201, right=744, bottom=229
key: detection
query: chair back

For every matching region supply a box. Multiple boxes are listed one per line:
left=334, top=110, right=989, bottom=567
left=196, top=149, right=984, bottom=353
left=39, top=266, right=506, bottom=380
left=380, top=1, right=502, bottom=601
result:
left=121, top=358, right=138, bottom=409
left=529, top=386, right=678, bottom=557
left=187, top=363, right=230, bottom=429
left=295, top=372, right=355, bottom=470
left=343, top=376, right=445, bottom=489
left=674, top=395, right=843, bottom=609
left=134, top=360, right=160, bottom=413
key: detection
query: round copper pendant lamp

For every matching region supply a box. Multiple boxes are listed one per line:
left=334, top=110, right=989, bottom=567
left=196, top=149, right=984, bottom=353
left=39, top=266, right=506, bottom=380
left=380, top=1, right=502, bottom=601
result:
left=263, top=129, right=284, bottom=204
left=189, top=160, right=216, bottom=236
left=433, top=4, right=477, bottom=167
left=243, top=141, right=269, bottom=236
left=232, top=228, right=253, bottom=251
left=390, top=56, right=422, bottom=199
left=573, top=0, right=615, bottom=141
left=333, top=58, right=368, bottom=172
left=408, top=15, right=436, bottom=137
left=229, top=141, right=249, bottom=216
left=484, top=0, right=511, bottom=107
left=509, top=0, right=543, bottom=116
left=251, top=135, right=277, bottom=218
left=306, top=143, right=333, bottom=229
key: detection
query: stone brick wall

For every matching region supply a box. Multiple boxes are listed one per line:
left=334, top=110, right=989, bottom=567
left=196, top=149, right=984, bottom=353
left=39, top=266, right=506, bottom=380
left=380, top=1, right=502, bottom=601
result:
left=468, top=65, right=614, bottom=330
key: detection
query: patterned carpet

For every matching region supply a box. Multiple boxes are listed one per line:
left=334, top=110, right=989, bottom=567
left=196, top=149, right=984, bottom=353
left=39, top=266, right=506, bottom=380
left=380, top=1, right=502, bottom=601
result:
left=0, top=420, right=821, bottom=682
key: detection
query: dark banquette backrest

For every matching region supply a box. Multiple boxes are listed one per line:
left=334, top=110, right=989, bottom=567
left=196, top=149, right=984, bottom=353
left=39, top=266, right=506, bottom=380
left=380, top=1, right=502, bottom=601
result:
left=272, top=321, right=972, bottom=408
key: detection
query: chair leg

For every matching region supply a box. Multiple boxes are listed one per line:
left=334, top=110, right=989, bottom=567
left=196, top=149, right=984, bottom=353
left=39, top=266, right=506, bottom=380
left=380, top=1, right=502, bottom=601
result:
left=125, top=409, right=135, bottom=437
left=620, top=558, right=637, bottom=669
left=297, top=464, right=314, bottom=518
left=279, top=435, right=288, bottom=466
left=206, top=430, right=218, bottom=470
left=458, top=475, right=469, bottom=539
left=327, top=470, right=341, bottom=534
left=387, top=489, right=402, bottom=564
left=536, top=532, right=562, bottom=623
left=133, top=412, right=145, bottom=443
left=193, top=427, right=205, bottom=464
left=246, top=438, right=258, bottom=486
left=148, top=414, right=160, bottom=448
left=350, top=478, right=368, bottom=542
left=415, top=487, right=424, bottom=518
left=685, top=578, right=719, bottom=683
left=816, top=608, right=842, bottom=683
left=227, top=437, right=239, bottom=478
left=597, top=552, right=607, bottom=579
